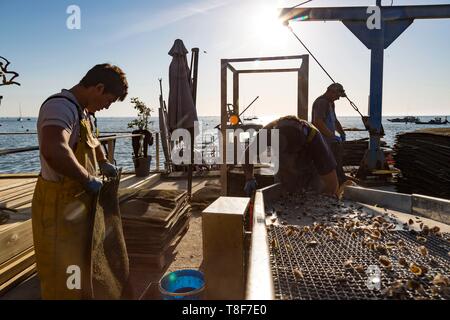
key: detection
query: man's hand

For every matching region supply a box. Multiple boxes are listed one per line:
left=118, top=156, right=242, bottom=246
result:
left=83, top=175, right=103, bottom=194
left=244, top=178, right=257, bottom=196
left=99, top=160, right=118, bottom=178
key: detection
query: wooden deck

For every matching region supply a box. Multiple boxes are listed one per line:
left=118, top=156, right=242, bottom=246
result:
left=0, top=173, right=218, bottom=300
left=0, top=173, right=161, bottom=298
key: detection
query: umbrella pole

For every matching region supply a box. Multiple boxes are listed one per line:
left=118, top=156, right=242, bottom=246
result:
left=187, top=128, right=194, bottom=199
left=188, top=48, right=200, bottom=199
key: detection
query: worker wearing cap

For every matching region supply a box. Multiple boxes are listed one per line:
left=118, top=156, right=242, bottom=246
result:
left=312, top=83, right=347, bottom=185
left=243, top=116, right=339, bottom=197
left=32, top=64, right=128, bottom=299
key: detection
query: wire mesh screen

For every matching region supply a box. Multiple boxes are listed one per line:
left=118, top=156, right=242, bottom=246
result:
left=268, top=225, right=450, bottom=300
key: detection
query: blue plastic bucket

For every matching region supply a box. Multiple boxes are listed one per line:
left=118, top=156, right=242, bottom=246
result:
left=159, top=269, right=205, bottom=300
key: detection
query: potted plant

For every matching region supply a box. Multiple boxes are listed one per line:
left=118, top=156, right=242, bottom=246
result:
left=128, top=97, right=154, bottom=177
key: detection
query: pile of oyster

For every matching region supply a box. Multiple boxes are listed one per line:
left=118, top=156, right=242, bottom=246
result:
left=267, top=192, right=450, bottom=299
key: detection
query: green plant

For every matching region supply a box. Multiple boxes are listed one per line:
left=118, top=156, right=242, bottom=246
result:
left=128, top=97, right=153, bottom=130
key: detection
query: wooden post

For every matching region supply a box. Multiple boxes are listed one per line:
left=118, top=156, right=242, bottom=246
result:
left=220, top=60, right=228, bottom=196
left=298, top=55, right=309, bottom=121
left=233, top=72, right=239, bottom=114
left=107, top=140, right=115, bottom=163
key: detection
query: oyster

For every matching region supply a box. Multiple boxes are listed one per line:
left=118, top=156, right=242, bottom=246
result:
left=398, top=257, right=408, bottom=267
left=432, top=274, right=449, bottom=287
left=409, top=263, right=424, bottom=276
left=354, top=264, right=365, bottom=273
left=379, top=255, right=392, bottom=269
left=416, top=236, right=427, bottom=243
left=418, top=245, right=428, bottom=257
left=293, top=268, right=304, bottom=280
left=344, top=259, right=353, bottom=269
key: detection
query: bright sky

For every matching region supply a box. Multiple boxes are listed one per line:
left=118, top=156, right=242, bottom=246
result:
left=1, top=0, right=449, bottom=118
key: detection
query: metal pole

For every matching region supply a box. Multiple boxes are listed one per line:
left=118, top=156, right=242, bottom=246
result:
left=368, top=40, right=385, bottom=169
left=156, top=132, right=160, bottom=171
left=188, top=48, right=200, bottom=198
left=191, top=48, right=200, bottom=104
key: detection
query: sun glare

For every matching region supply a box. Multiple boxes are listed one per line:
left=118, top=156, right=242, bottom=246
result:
left=249, top=5, right=289, bottom=48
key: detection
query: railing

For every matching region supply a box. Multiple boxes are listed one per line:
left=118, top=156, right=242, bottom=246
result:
left=0, top=131, right=164, bottom=172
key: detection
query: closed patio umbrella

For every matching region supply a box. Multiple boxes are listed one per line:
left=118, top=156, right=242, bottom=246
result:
left=167, top=39, right=199, bottom=198
left=168, top=39, right=198, bottom=132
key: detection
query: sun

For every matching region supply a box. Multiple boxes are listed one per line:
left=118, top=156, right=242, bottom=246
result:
left=248, top=5, right=290, bottom=48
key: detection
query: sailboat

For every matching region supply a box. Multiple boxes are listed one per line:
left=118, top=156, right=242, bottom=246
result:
left=17, top=104, right=23, bottom=122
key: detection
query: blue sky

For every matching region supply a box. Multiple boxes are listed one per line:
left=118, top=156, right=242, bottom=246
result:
left=1, top=0, right=449, bottom=118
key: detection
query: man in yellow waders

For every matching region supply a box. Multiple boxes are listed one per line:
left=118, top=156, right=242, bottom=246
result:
left=32, top=64, right=128, bottom=299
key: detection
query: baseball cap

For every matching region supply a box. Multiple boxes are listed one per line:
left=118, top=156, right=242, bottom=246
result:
left=328, top=83, right=346, bottom=97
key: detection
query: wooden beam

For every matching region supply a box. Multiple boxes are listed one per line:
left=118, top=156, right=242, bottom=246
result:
left=226, top=55, right=307, bottom=63
left=238, top=68, right=300, bottom=74
left=227, top=64, right=237, bottom=74
left=298, top=55, right=309, bottom=121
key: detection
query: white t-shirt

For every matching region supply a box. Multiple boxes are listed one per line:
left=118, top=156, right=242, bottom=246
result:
left=37, top=89, right=89, bottom=182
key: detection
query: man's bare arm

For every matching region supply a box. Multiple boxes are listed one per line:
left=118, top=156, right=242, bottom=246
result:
left=313, top=118, right=335, bottom=138
left=319, top=169, right=339, bottom=197
left=40, top=125, right=90, bottom=184
left=95, top=144, right=107, bottom=163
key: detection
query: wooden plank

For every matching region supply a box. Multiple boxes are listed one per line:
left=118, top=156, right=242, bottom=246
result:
left=0, top=180, right=35, bottom=194
left=0, top=173, right=39, bottom=179
left=0, top=220, right=33, bottom=266
left=0, top=263, right=36, bottom=295
left=0, top=249, right=35, bottom=286
left=0, top=247, right=34, bottom=270
left=0, top=189, right=34, bottom=204
left=4, top=194, right=33, bottom=209
left=0, top=179, right=36, bottom=193
left=0, top=221, right=21, bottom=233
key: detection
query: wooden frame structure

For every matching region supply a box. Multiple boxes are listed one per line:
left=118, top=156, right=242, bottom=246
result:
left=220, top=55, right=309, bottom=195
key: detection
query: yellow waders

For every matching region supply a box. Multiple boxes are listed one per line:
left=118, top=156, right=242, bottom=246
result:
left=32, top=114, right=99, bottom=300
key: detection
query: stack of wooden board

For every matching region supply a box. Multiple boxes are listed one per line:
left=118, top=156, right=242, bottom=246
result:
left=0, top=178, right=36, bottom=295
left=394, top=128, right=450, bottom=199
left=119, top=189, right=190, bottom=269
left=0, top=219, right=35, bottom=295
left=343, top=138, right=388, bottom=166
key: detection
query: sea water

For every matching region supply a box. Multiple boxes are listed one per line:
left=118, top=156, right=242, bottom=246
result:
left=0, top=116, right=449, bottom=174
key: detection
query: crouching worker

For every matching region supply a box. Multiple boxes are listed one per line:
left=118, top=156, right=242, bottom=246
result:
left=32, top=64, right=128, bottom=299
left=243, top=116, right=339, bottom=197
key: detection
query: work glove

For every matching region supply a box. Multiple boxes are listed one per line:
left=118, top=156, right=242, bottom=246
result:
left=340, top=133, right=346, bottom=142
left=84, top=175, right=103, bottom=195
left=244, top=178, right=257, bottom=196
left=99, top=160, right=118, bottom=178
